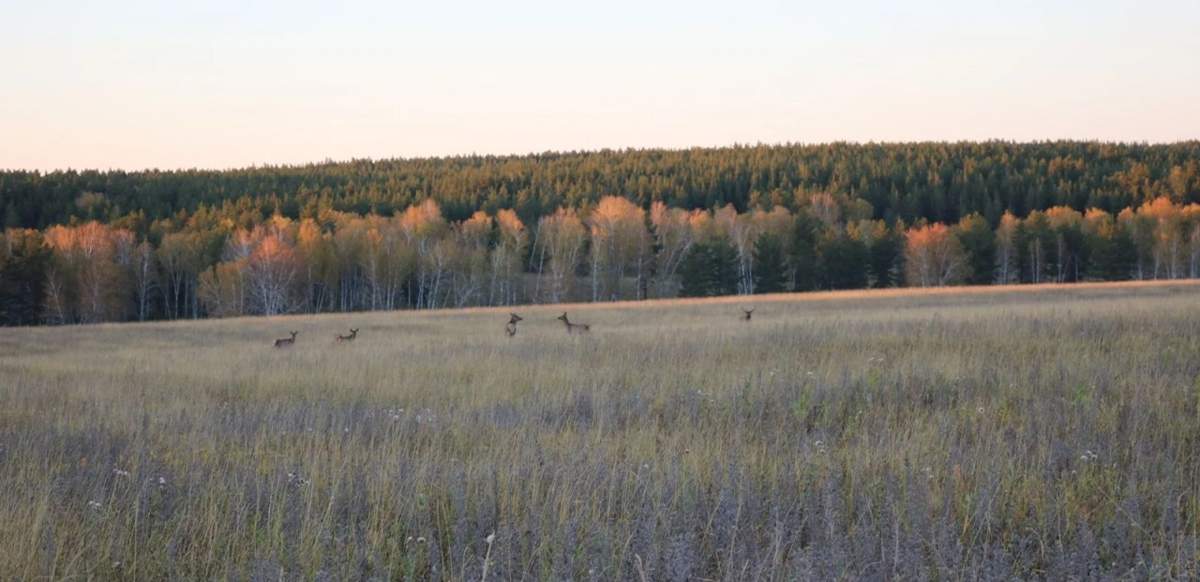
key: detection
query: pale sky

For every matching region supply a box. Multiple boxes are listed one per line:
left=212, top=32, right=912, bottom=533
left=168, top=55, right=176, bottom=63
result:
left=2, top=0, right=1198, bottom=171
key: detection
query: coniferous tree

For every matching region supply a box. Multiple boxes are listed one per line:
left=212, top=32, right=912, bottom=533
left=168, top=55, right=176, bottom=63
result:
left=817, top=230, right=869, bottom=290
left=1090, top=225, right=1137, bottom=280
left=679, top=238, right=739, bottom=297
left=866, top=221, right=903, bottom=288
left=751, top=233, right=788, bottom=293
left=789, top=212, right=821, bottom=291
left=955, top=213, right=996, bottom=284
left=0, top=229, right=51, bottom=325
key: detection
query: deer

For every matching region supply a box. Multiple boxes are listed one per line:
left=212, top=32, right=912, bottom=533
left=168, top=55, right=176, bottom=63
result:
left=335, top=328, right=358, bottom=343
left=741, top=307, right=755, bottom=321
left=505, top=314, right=523, bottom=337
left=557, top=312, right=590, bottom=335
left=273, top=331, right=298, bottom=348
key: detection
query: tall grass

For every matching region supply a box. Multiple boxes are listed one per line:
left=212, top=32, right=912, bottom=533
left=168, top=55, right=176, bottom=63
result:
left=2, top=281, right=1199, bottom=580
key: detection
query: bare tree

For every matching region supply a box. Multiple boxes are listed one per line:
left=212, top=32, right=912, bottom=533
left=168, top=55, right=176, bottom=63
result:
left=490, top=210, right=528, bottom=305
left=649, top=202, right=696, bottom=298
left=399, top=200, right=449, bottom=309
left=132, top=240, right=157, bottom=321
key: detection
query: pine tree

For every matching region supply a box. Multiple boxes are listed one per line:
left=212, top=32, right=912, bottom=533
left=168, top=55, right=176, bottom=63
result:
left=709, top=238, right=739, bottom=296
left=1090, top=227, right=1137, bottom=280
left=679, top=238, right=739, bottom=297
left=789, top=212, right=820, bottom=291
left=752, top=233, right=788, bottom=293
left=0, top=230, right=51, bottom=325
left=818, top=231, right=869, bottom=290
left=955, top=213, right=996, bottom=284
left=867, top=224, right=902, bottom=288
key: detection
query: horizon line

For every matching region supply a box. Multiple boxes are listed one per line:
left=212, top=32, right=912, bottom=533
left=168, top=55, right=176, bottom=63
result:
left=5, top=138, right=1199, bottom=175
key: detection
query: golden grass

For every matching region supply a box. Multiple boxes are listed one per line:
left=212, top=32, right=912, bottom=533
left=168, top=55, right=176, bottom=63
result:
left=1, top=281, right=1199, bottom=579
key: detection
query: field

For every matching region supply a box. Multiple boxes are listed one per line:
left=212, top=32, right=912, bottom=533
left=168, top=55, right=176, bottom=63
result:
left=2, top=281, right=1200, bottom=580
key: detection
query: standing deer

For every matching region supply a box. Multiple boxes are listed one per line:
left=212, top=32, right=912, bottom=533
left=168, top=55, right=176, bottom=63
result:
left=557, top=312, right=590, bottom=335
left=274, top=331, right=298, bottom=348
left=741, top=307, right=755, bottom=321
left=335, top=328, right=359, bottom=343
left=505, top=314, right=523, bottom=337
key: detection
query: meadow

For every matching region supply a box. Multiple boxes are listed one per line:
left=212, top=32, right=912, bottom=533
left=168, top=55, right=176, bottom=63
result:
left=2, top=281, right=1199, bottom=580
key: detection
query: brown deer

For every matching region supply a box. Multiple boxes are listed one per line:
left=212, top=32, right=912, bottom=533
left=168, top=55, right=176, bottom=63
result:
left=557, top=312, right=590, bottom=335
left=741, top=307, right=755, bottom=321
left=335, top=328, right=358, bottom=343
left=505, top=314, right=523, bottom=337
left=274, top=331, right=298, bottom=348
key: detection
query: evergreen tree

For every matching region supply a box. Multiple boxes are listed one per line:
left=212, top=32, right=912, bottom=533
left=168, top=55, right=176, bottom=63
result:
left=751, top=233, right=788, bottom=293
left=867, top=223, right=903, bottom=288
left=817, top=231, right=869, bottom=289
left=0, top=230, right=50, bottom=326
left=789, top=212, right=821, bottom=291
left=1090, top=227, right=1137, bottom=280
left=679, top=238, right=739, bottom=297
left=3, top=204, right=19, bottom=229
left=955, top=213, right=996, bottom=284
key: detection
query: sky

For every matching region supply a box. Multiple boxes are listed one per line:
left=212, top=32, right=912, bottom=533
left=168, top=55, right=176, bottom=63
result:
left=2, top=0, right=1198, bottom=171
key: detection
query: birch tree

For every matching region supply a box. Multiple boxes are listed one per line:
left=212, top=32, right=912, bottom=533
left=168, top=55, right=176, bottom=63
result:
left=536, top=208, right=586, bottom=303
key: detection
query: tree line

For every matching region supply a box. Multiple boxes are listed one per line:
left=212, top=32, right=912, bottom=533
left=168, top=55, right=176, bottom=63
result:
left=4, top=141, right=1199, bottom=231
left=2, top=191, right=1198, bottom=326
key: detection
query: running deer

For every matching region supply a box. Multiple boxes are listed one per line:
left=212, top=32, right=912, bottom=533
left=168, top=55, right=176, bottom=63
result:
left=335, top=328, right=358, bottom=343
left=505, top=314, right=523, bottom=337
left=274, top=331, right=298, bottom=348
left=557, top=312, right=590, bottom=335
left=741, top=307, right=755, bottom=321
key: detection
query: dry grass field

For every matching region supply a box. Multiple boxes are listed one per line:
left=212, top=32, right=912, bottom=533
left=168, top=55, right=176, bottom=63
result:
left=2, top=281, right=1200, bottom=580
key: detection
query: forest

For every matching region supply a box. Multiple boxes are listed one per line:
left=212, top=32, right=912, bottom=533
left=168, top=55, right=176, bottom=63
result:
left=2, top=141, right=1199, bottom=325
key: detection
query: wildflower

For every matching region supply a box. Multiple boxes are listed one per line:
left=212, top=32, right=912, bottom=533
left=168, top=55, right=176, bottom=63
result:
left=113, top=468, right=130, bottom=477
left=157, top=477, right=167, bottom=486
left=416, top=536, right=427, bottom=544
left=88, top=500, right=103, bottom=510
left=977, top=406, right=985, bottom=414
left=485, top=533, right=495, bottom=545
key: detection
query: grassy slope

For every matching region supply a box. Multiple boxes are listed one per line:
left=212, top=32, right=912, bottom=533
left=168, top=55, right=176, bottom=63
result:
left=2, top=281, right=1199, bottom=579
